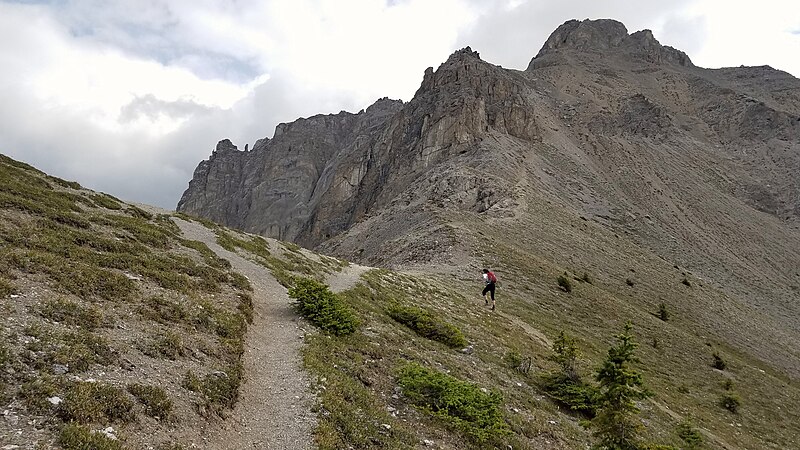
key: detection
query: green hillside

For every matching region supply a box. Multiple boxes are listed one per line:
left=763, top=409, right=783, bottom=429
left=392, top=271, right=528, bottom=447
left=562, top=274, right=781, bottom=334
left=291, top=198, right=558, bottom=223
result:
left=2, top=153, right=799, bottom=449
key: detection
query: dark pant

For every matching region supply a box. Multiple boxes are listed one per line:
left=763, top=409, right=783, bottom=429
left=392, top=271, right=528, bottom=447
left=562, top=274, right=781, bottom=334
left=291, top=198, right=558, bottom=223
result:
left=482, top=282, right=495, bottom=300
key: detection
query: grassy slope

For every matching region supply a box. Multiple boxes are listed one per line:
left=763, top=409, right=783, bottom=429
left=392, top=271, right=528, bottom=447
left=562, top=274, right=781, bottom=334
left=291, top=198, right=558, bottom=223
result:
left=0, top=154, right=340, bottom=449
left=4, top=152, right=798, bottom=449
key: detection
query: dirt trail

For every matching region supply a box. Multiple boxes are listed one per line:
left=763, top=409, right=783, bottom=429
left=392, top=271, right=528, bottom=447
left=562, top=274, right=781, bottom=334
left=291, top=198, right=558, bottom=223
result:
left=325, top=262, right=371, bottom=293
left=174, top=218, right=316, bottom=450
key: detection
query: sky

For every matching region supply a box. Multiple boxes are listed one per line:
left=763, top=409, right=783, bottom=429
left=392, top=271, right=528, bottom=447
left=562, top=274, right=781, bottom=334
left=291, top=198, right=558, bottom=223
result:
left=1, top=0, right=798, bottom=209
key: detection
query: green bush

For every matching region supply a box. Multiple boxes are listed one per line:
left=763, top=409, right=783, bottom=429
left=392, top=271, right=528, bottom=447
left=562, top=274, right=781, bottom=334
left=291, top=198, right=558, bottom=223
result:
left=128, top=383, right=173, bottom=419
left=541, top=331, right=600, bottom=417
left=712, top=351, right=727, bottom=370
left=721, top=393, right=741, bottom=413
left=58, top=423, right=123, bottom=450
left=396, top=362, right=509, bottom=443
left=557, top=274, right=572, bottom=292
left=722, top=379, right=734, bottom=390
left=658, top=303, right=669, bottom=321
left=677, top=419, right=704, bottom=449
left=288, top=277, right=358, bottom=335
left=540, top=373, right=600, bottom=417
left=60, top=381, right=135, bottom=424
left=387, top=304, right=466, bottom=348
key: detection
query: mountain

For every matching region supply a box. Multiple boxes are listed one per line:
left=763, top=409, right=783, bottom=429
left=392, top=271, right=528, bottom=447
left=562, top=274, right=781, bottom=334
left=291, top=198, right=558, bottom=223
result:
left=178, top=19, right=800, bottom=449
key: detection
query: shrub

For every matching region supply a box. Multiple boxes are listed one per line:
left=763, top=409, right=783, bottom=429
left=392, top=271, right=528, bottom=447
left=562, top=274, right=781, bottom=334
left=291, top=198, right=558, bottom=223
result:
left=626, top=278, right=635, bottom=287
left=541, top=373, right=600, bottom=417
left=721, top=393, right=741, bottom=413
left=722, top=379, right=734, bottom=390
left=288, top=277, right=358, bottom=336
left=58, top=423, right=123, bottom=450
left=658, top=303, right=669, bottom=321
left=541, top=331, right=600, bottom=417
left=387, top=304, right=466, bottom=348
left=396, top=362, right=509, bottom=442
left=60, top=381, right=135, bottom=424
left=677, top=419, right=704, bottom=449
left=56, top=330, right=116, bottom=371
left=592, top=322, right=651, bottom=449
left=557, top=274, right=572, bottom=293
left=128, top=383, right=173, bottom=419
left=40, top=297, right=103, bottom=329
left=712, top=351, right=727, bottom=370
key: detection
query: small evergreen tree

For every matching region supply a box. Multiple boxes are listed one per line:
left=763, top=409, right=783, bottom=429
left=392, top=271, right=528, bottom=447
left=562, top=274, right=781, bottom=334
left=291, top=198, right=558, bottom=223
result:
left=711, top=351, right=727, bottom=370
left=676, top=419, right=703, bottom=449
left=551, top=331, right=580, bottom=381
left=592, top=321, right=651, bottom=450
left=657, top=303, right=669, bottom=321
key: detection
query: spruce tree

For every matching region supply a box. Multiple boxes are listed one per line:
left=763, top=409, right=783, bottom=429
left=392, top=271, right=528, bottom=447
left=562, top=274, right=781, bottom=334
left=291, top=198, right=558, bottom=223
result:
left=592, top=321, right=651, bottom=450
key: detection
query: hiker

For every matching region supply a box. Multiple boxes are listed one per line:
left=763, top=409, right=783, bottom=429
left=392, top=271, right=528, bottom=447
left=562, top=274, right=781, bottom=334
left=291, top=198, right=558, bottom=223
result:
left=481, top=268, right=497, bottom=311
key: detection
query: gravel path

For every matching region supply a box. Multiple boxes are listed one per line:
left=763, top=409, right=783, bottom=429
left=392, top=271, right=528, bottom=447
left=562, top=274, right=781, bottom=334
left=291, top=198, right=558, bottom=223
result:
left=325, top=263, right=371, bottom=293
left=174, top=218, right=316, bottom=450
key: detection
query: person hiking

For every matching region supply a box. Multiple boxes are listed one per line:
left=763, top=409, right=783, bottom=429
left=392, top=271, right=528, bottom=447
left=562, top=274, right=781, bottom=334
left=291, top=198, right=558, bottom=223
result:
left=482, top=268, right=497, bottom=311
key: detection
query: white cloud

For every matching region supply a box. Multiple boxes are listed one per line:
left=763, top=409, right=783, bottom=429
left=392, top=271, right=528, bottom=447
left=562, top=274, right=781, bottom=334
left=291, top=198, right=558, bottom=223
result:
left=0, top=0, right=798, bottom=210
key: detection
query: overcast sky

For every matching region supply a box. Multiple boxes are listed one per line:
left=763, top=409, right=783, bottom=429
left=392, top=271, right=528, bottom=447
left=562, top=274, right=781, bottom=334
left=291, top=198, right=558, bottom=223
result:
left=1, top=0, right=798, bottom=209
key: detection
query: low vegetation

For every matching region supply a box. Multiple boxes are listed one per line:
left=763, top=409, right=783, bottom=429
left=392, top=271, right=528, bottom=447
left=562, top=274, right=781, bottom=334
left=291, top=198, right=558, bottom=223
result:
left=557, top=273, right=573, bottom=292
left=59, top=381, right=135, bottom=424
left=58, top=423, right=124, bottom=450
left=184, top=363, right=244, bottom=417
left=288, top=277, right=359, bottom=335
left=0, top=154, right=254, bottom=447
left=397, top=362, right=509, bottom=443
left=387, top=304, right=467, bottom=348
left=540, top=331, right=599, bottom=417
left=128, top=383, right=173, bottom=419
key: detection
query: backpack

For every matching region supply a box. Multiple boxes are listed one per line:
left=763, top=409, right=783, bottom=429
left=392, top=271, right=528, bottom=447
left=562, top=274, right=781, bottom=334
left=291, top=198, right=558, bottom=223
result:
left=487, top=271, right=497, bottom=283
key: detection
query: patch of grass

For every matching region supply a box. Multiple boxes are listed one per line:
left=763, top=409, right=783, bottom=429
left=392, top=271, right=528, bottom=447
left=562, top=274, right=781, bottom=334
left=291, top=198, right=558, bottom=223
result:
left=20, top=376, right=60, bottom=414
left=387, top=304, right=466, bottom=348
left=183, top=363, right=243, bottom=417
left=58, top=423, right=124, bottom=450
left=40, top=297, right=103, bottom=329
left=90, top=193, right=123, bottom=210
left=229, top=272, right=252, bottom=291
left=138, top=296, right=188, bottom=325
left=142, top=331, right=186, bottom=360
left=174, top=211, right=219, bottom=230
left=180, top=238, right=232, bottom=270
left=396, top=362, right=509, bottom=443
left=60, top=381, right=135, bottom=424
left=26, top=329, right=118, bottom=373
left=0, top=277, right=15, bottom=298
left=237, top=293, right=254, bottom=324
left=557, top=274, right=572, bottom=292
left=288, top=277, right=359, bottom=335
left=128, top=383, right=173, bottom=420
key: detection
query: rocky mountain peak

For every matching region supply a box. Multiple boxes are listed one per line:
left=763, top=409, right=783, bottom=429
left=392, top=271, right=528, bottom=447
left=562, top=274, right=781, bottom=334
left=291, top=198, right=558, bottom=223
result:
left=530, top=18, right=693, bottom=69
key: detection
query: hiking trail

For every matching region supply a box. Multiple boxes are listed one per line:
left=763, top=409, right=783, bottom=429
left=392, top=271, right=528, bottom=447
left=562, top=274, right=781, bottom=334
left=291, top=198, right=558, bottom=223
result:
left=174, top=218, right=316, bottom=450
